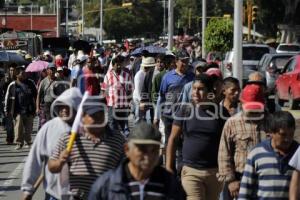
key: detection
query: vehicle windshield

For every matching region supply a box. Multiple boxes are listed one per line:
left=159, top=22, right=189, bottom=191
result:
left=278, top=45, right=300, bottom=52
left=243, top=47, right=270, bottom=60
left=270, top=57, right=292, bottom=69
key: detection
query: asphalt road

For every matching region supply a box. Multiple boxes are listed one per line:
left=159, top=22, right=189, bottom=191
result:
left=1, top=110, right=300, bottom=200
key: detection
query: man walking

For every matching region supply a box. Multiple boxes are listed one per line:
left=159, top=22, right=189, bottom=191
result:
left=21, top=88, right=82, bottom=200
left=102, top=55, right=133, bottom=135
left=5, top=66, right=36, bottom=150
left=89, top=122, right=184, bottom=200
left=238, top=111, right=298, bottom=199
left=48, top=98, right=125, bottom=199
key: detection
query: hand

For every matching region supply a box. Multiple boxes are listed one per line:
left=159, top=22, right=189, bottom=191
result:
left=22, top=193, right=32, bottom=200
left=35, top=108, right=40, bottom=115
left=228, top=180, right=240, bottom=198
left=166, top=167, right=174, bottom=174
left=59, top=150, right=70, bottom=166
left=139, top=103, right=145, bottom=111
left=153, top=119, right=159, bottom=129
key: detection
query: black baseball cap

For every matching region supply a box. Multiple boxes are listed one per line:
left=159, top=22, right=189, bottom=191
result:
left=128, top=122, right=161, bottom=145
left=175, top=49, right=190, bottom=60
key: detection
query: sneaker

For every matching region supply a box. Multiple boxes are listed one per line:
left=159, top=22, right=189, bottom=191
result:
left=24, top=144, right=31, bottom=149
left=15, top=144, right=22, bottom=150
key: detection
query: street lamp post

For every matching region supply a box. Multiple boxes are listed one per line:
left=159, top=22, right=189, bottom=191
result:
left=99, top=0, right=103, bottom=45
left=167, top=0, right=174, bottom=50
left=81, top=0, right=84, bottom=37
left=66, top=0, right=69, bottom=35
left=202, top=0, right=206, bottom=59
left=56, top=0, right=60, bottom=37
left=163, top=0, right=166, bottom=35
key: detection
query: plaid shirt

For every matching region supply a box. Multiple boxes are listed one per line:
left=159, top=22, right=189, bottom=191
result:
left=217, top=112, right=266, bottom=182
left=102, top=69, right=133, bottom=108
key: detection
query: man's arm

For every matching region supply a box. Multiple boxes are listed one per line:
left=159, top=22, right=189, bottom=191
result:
left=48, top=134, right=69, bottom=173
left=290, top=170, right=300, bottom=200
left=166, top=124, right=182, bottom=173
left=48, top=150, right=69, bottom=173
left=217, top=120, right=236, bottom=182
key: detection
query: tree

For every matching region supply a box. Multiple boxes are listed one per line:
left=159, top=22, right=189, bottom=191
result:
left=204, top=18, right=233, bottom=53
left=85, top=0, right=163, bottom=40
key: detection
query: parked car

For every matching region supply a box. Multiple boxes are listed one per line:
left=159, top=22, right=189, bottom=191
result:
left=206, top=51, right=223, bottom=67
left=275, top=55, right=300, bottom=109
left=221, top=44, right=275, bottom=85
left=276, top=43, right=300, bottom=54
left=257, top=53, right=297, bottom=94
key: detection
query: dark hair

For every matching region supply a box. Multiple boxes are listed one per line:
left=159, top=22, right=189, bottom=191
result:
left=193, top=74, right=213, bottom=92
left=268, top=111, right=295, bottom=133
left=111, top=55, right=125, bottom=65
left=223, top=77, right=240, bottom=89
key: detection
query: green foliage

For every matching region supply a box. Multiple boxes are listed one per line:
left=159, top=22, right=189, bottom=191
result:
left=85, top=0, right=163, bottom=40
left=204, top=18, right=233, bottom=53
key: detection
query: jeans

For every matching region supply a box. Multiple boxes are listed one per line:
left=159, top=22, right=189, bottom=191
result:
left=14, top=114, right=33, bottom=145
left=45, top=193, right=58, bottom=200
left=108, top=107, right=129, bottom=134
left=4, top=115, right=14, bottom=143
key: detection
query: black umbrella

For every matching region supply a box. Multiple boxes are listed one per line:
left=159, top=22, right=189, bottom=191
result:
left=0, top=51, right=29, bottom=65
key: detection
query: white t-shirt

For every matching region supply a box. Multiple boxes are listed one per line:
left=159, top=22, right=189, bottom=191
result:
left=289, top=146, right=300, bottom=170
left=133, top=70, right=145, bottom=102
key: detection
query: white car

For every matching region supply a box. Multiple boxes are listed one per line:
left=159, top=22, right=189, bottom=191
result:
left=276, top=43, right=300, bottom=54
left=221, top=44, right=275, bottom=85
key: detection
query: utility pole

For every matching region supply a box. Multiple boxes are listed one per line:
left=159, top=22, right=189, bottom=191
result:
left=66, top=0, right=69, bottom=35
left=233, top=0, right=243, bottom=86
left=56, top=0, right=60, bottom=37
left=188, top=8, right=191, bottom=29
left=99, top=0, right=103, bottom=44
left=30, top=4, right=33, bottom=30
left=167, top=0, right=174, bottom=50
left=82, top=0, right=84, bottom=37
left=163, top=0, right=166, bottom=35
left=202, top=0, right=206, bottom=59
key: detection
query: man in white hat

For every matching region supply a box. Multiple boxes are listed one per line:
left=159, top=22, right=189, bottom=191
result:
left=133, top=57, right=156, bottom=123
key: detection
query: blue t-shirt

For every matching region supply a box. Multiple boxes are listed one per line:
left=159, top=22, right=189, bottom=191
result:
left=173, top=105, right=225, bottom=169
left=71, top=65, right=85, bottom=94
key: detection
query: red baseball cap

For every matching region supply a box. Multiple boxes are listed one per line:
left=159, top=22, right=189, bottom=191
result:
left=205, top=68, right=223, bottom=79
left=240, top=84, right=265, bottom=111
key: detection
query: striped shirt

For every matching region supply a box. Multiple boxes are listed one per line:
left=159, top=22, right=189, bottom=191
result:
left=50, top=128, right=125, bottom=199
left=124, top=164, right=172, bottom=200
left=217, top=111, right=267, bottom=182
left=102, top=69, right=133, bottom=108
left=238, top=139, right=299, bottom=200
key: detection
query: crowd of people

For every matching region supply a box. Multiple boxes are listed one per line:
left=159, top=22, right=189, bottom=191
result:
left=0, top=40, right=300, bottom=200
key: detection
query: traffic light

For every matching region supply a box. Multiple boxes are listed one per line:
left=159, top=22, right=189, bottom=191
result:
left=122, top=2, right=132, bottom=7
left=252, top=5, right=258, bottom=24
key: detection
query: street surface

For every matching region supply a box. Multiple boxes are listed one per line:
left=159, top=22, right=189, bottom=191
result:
left=0, top=110, right=300, bottom=199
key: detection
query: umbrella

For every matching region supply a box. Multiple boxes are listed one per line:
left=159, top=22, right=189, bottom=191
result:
left=0, top=51, right=29, bottom=65
left=131, top=45, right=167, bottom=56
left=25, top=60, right=49, bottom=72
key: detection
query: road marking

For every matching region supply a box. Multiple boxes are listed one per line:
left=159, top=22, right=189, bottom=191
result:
left=0, top=157, right=27, bottom=199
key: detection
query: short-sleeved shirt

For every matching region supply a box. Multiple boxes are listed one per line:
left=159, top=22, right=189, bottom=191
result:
left=173, top=105, right=225, bottom=169
left=289, top=146, right=300, bottom=171
left=38, top=77, right=64, bottom=104
left=50, top=128, right=125, bottom=198
left=102, top=69, right=133, bottom=108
